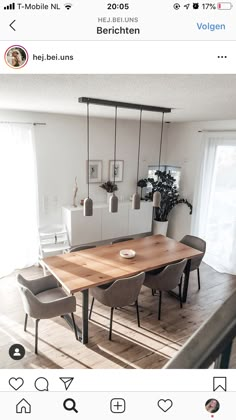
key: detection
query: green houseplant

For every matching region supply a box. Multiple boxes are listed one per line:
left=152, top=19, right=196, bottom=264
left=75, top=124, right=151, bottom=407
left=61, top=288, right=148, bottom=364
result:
left=100, top=181, right=118, bottom=193
left=100, top=181, right=118, bottom=203
left=137, top=179, right=148, bottom=200
left=139, top=170, right=193, bottom=235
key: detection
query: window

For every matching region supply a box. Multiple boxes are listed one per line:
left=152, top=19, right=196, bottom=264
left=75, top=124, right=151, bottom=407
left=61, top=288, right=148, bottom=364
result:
left=0, top=124, right=39, bottom=277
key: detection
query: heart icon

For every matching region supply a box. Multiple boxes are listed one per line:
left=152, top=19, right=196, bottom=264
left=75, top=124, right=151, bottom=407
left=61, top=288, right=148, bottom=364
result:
left=157, top=399, right=173, bottom=412
left=9, top=377, right=24, bottom=390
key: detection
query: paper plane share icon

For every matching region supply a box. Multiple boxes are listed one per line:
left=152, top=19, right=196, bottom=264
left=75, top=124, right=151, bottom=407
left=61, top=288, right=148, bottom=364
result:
left=60, top=377, right=74, bottom=391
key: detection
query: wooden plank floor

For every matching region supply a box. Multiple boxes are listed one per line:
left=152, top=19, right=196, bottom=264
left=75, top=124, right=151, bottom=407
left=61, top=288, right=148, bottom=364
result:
left=0, top=263, right=236, bottom=369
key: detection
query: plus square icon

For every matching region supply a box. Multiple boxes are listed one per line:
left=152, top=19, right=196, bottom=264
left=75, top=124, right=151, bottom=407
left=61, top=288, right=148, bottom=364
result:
left=110, top=398, right=126, bottom=413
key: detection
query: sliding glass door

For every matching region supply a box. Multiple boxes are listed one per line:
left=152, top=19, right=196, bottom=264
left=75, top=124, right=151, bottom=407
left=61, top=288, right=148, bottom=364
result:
left=192, top=136, right=236, bottom=275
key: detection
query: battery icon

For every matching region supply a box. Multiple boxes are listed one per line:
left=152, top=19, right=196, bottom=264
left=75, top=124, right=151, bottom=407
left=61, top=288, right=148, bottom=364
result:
left=217, top=2, right=233, bottom=9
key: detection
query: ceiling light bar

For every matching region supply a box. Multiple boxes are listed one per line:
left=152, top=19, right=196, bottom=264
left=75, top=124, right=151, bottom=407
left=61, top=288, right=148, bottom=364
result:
left=78, top=97, right=171, bottom=114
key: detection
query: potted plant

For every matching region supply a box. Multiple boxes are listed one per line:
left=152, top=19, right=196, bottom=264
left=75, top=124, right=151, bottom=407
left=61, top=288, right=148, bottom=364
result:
left=146, top=170, right=193, bottom=235
left=137, top=179, right=148, bottom=200
left=100, top=181, right=118, bottom=203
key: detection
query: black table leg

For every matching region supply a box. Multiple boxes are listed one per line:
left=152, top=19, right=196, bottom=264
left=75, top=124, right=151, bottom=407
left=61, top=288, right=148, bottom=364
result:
left=182, top=259, right=191, bottom=303
left=61, top=288, right=89, bottom=344
left=82, top=289, right=89, bottom=344
left=62, top=314, right=83, bottom=342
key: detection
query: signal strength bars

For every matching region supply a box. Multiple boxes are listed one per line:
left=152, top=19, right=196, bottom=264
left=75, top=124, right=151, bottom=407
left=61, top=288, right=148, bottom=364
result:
left=4, top=2, right=15, bottom=9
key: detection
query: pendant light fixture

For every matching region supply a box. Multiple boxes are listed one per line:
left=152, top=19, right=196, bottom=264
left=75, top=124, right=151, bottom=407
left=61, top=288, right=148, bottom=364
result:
left=84, top=102, right=93, bottom=216
left=109, top=106, right=118, bottom=213
left=153, top=112, right=165, bottom=208
left=132, top=109, right=143, bottom=210
left=79, top=97, right=171, bottom=215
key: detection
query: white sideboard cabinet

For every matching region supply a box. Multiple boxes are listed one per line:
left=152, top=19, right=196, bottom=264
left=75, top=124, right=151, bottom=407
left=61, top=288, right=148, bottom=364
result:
left=62, top=201, right=153, bottom=246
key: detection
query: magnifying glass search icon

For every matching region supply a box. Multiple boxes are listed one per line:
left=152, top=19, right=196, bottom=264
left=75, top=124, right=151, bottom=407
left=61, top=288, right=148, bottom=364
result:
left=63, top=398, right=78, bottom=413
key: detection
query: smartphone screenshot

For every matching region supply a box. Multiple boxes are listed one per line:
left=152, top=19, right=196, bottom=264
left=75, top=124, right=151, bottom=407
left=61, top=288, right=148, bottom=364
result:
left=0, top=0, right=235, bottom=418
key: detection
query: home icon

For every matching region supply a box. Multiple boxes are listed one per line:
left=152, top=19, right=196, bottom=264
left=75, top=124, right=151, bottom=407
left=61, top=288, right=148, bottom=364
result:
left=16, top=398, right=31, bottom=414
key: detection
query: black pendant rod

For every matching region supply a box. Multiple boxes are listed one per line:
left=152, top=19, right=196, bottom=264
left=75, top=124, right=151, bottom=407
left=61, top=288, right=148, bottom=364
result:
left=87, top=102, right=90, bottom=198
left=158, top=112, right=165, bottom=170
left=113, top=106, right=117, bottom=185
left=136, top=109, right=142, bottom=193
left=79, top=97, right=171, bottom=114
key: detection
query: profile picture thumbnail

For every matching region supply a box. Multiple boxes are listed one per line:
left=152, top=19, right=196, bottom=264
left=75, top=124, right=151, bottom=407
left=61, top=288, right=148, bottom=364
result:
left=4, top=45, right=28, bottom=69
left=205, top=399, right=220, bottom=413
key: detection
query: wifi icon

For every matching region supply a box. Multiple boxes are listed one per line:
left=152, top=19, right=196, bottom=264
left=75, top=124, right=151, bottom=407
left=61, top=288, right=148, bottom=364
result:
left=64, top=3, right=72, bottom=9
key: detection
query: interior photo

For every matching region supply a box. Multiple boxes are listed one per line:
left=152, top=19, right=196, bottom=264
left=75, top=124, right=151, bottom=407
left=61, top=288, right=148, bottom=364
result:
left=0, top=74, right=235, bottom=369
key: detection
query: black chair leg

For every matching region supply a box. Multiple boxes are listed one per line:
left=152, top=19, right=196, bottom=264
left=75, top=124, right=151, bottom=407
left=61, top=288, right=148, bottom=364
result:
left=197, top=268, right=201, bottom=290
left=71, top=312, right=79, bottom=341
left=109, top=307, right=114, bottom=341
left=135, top=300, right=140, bottom=327
left=158, top=291, right=162, bottom=320
left=24, top=314, right=28, bottom=332
left=89, top=297, right=95, bottom=320
left=178, top=284, right=183, bottom=309
left=35, top=319, right=40, bottom=355
left=152, top=289, right=155, bottom=296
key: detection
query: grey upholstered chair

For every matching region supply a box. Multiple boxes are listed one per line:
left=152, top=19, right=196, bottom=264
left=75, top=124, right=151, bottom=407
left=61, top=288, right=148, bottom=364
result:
left=17, top=274, right=77, bottom=354
left=89, top=272, right=145, bottom=340
left=180, top=235, right=206, bottom=290
left=144, top=259, right=187, bottom=320
left=69, top=245, right=96, bottom=252
left=111, top=237, right=134, bottom=244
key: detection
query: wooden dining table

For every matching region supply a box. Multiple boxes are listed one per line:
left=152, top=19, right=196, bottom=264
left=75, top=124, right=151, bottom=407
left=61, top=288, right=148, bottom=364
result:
left=42, top=234, right=203, bottom=344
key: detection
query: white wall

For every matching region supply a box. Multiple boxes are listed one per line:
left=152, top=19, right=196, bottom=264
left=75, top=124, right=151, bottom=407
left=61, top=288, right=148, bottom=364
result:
left=0, top=110, right=165, bottom=226
left=3, top=107, right=235, bottom=237
left=166, top=120, right=236, bottom=240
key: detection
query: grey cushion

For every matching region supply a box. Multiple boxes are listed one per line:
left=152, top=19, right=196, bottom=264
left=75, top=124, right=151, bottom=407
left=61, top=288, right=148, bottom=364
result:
left=180, top=235, right=206, bottom=271
left=17, top=274, right=76, bottom=320
left=70, top=245, right=96, bottom=252
left=17, top=274, right=59, bottom=294
left=111, top=237, right=134, bottom=244
left=144, top=259, right=187, bottom=291
left=91, top=272, right=145, bottom=308
left=36, top=287, right=68, bottom=303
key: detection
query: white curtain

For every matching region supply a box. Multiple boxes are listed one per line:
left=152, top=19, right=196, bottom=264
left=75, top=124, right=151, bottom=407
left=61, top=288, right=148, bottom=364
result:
left=0, top=123, right=39, bottom=278
left=192, top=134, right=236, bottom=275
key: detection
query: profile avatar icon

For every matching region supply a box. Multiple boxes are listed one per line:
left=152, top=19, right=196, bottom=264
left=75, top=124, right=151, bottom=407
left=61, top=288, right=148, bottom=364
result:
left=9, top=344, right=26, bottom=360
left=13, top=348, right=21, bottom=357
left=205, top=399, right=220, bottom=413
left=4, top=45, right=28, bottom=69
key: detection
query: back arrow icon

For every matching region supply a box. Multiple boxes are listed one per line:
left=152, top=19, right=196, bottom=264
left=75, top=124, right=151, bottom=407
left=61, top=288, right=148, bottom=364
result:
left=9, top=20, right=16, bottom=31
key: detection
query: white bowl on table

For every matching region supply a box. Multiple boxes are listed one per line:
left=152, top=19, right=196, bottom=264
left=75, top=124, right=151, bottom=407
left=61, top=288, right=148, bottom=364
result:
left=120, top=249, right=136, bottom=259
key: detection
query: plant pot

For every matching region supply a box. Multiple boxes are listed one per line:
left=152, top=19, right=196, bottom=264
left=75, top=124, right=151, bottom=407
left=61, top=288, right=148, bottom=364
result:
left=152, top=220, right=169, bottom=236
left=107, top=192, right=113, bottom=204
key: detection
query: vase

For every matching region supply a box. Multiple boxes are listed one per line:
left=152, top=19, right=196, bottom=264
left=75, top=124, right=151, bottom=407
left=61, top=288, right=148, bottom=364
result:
left=152, top=220, right=169, bottom=236
left=107, top=192, right=113, bottom=204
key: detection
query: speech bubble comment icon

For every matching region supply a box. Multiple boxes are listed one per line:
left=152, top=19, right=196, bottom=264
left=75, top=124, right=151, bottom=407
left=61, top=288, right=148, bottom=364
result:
left=34, top=377, right=49, bottom=391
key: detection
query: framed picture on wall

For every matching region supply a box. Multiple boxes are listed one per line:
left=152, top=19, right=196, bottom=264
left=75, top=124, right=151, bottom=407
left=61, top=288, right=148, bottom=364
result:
left=87, top=160, right=102, bottom=183
left=109, top=160, right=124, bottom=182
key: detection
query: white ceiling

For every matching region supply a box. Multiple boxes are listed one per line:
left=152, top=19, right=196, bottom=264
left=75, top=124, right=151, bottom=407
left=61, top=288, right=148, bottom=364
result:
left=0, top=74, right=236, bottom=122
